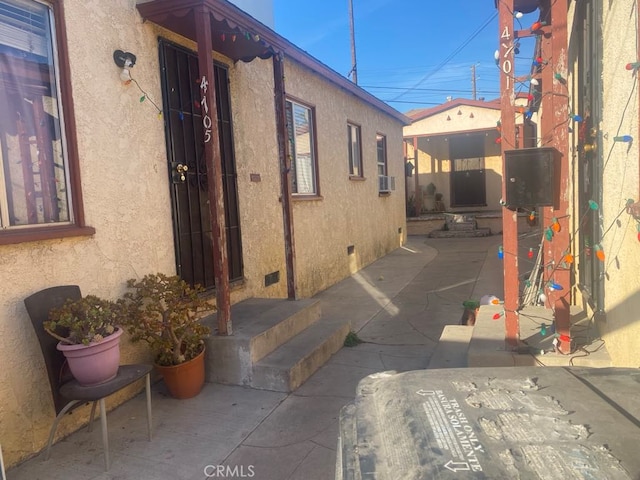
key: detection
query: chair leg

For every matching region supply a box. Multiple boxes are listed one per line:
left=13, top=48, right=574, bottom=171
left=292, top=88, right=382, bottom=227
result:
left=87, top=401, right=98, bottom=433
left=99, top=398, right=110, bottom=471
left=145, top=373, right=152, bottom=441
left=45, top=400, right=81, bottom=461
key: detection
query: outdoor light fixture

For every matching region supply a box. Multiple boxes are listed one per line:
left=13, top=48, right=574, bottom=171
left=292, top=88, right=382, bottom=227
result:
left=113, top=49, right=137, bottom=84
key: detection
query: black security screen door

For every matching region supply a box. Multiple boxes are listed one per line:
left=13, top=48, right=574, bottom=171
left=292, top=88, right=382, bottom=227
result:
left=159, top=40, right=243, bottom=289
left=450, top=135, right=486, bottom=207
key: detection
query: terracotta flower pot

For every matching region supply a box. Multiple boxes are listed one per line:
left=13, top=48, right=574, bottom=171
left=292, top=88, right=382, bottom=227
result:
left=57, top=328, right=123, bottom=386
left=155, top=347, right=205, bottom=399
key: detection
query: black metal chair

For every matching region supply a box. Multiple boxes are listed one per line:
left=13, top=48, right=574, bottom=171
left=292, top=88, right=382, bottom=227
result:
left=24, top=285, right=153, bottom=471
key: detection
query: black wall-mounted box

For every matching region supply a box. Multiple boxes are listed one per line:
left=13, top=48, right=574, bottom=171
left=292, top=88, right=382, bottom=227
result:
left=504, top=147, right=557, bottom=207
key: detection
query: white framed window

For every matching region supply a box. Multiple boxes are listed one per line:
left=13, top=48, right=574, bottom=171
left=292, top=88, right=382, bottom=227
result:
left=376, top=133, right=388, bottom=192
left=347, top=122, right=362, bottom=177
left=0, top=0, right=90, bottom=243
left=285, top=99, right=318, bottom=195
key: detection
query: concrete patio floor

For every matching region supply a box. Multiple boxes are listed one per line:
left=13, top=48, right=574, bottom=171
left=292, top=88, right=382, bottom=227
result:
left=9, top=233, right=588, bottom=480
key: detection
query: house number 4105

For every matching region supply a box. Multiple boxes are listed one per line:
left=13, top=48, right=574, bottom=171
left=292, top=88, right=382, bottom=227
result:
left=200, top=75, right=213, bottom=144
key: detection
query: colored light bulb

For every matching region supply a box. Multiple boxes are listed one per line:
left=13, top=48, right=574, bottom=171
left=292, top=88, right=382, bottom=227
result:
left=540, top=323, right=547, bottom=336
left=572, top=114, right=583, bottom=122
left=529, top=212, right=536, bottom=221
left=539, top=293, right=547, bottom=304
left=551, top=218, right=561, bottom=232
left=495, top=137, right=502, bottom=144
left=626, top=62, right=640, bottom=70
left=493, top=311, right=504, bottom=320
left=531, top=21, right=543, bottom=32
left=528, top=248, right=534, bottom=259
left=498, top=246, right=504, bottom=259
left=545, top=227, right=554, bottom=241
left=564, top=253, right=574, bottom=264
left=613, top=135, right=633, bottom=143
left=559, top=334, right=571, bottom=343
left=530, top=78, right=539, bottom=86
left=595, top=247, right=605, bottom=261
left=588, top=200, right=599, bottom=210
left=550, top=282, right=563, bottom=291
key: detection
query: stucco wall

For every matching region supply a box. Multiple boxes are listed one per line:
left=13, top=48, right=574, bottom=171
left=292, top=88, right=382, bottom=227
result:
left=229, top=58, right=289, bottom=300
left=592, top=0, right=640, bottom=366
left=284, top=61, right=407, bottom=297
left=2, top=0, right=408, bottom=467
left=0, top=0, right=175, bottom=467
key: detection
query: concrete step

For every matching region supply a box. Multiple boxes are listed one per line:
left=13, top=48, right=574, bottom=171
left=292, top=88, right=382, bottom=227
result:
left=428, top=227, right=492, bottom=238
left=205, top=298, right=321, bottom=385
left=427, top=325, right=473, bottom=369
left=467, top=305, right=612, bottom=368
left=251, top=319, right=350, bottom=392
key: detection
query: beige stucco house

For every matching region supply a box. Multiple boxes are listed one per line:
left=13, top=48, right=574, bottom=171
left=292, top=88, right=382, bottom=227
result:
left=403, top=97, right=533, bottom=216
left=565, top=0, right=640, bottom=367
left=0, top=0, right=408, bottom=467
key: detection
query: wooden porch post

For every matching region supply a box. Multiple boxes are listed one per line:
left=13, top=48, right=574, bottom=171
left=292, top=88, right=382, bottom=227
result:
left=498, top=0, right=519, bottom=348
left=195, top=8, right=231, bottom=335
left=541, top=0, right=571, bottom=353
left=413, top=137, right=420, bottom=216
left=273, top=53, right=298, bottom=299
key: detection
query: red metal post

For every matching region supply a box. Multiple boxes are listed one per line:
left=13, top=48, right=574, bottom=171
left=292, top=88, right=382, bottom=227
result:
left=498, top=0, right=519, bottom=348
left=195, top=8, right=232, bottom=335
left=540, top=0, right=571, bottom=353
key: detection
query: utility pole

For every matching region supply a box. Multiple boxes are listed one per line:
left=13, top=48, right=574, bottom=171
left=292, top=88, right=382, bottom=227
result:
left=471, top=64, right=477, bottom=100
left=348, top=0, right=358, bottom=84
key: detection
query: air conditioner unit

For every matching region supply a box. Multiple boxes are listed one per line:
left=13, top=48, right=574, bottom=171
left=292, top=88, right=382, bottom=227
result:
left=379, top=175, right=396, bottom=192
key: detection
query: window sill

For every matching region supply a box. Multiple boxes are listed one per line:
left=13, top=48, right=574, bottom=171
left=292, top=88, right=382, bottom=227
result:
left=349, top=175, right=366, bottom=182
left=378, top=191, right=391, bottom=197
left=0, top=225, right=96, bottom=246
left=292, top=194, right=324, bottom=202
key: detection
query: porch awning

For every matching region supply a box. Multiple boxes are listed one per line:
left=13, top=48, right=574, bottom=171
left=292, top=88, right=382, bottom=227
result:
left=137, top=0, right=410, bottom=125
left=136, top=0, right=279, bottom=63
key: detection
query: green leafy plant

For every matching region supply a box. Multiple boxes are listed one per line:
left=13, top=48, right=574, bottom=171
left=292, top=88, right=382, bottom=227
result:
left=121, top=274, right=214, bottom=366
left=344, top=331, right=364, bottom=347
left=44, top=295, right=121, bottom=345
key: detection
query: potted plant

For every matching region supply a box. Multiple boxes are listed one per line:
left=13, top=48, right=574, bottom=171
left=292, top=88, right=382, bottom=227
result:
left=121, top=273, right=214, bottom=399
left=44, top=295, right=124, bottom=386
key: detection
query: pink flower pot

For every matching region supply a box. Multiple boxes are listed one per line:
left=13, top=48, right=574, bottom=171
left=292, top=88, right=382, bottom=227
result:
left=57, top=328, right=123, bottom=386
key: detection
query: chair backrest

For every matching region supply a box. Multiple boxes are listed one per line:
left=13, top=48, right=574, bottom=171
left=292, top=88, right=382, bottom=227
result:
left=24, top=286, right=82, bottom=414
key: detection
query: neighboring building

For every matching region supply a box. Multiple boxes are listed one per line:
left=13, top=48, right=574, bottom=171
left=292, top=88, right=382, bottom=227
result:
left=0, top=0, right=408, bottom=467
left=403, top=97, right=533, bottom=215
left=495, top=0, right=640, bottom=366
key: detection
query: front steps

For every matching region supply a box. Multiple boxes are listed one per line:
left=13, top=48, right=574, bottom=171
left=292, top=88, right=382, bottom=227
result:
left=428, top=213, right=491, bottom=238
left=204, top=298, right=349, bottom=392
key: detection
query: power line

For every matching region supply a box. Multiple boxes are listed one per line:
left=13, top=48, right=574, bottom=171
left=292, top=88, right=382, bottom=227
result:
left=389, top=10, right=498, bottom=102
left=360, top=85, right=500, bottom=94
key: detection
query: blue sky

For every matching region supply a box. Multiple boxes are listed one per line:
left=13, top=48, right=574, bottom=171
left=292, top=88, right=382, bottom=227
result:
left=272, top=1, right=537, bottom=113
